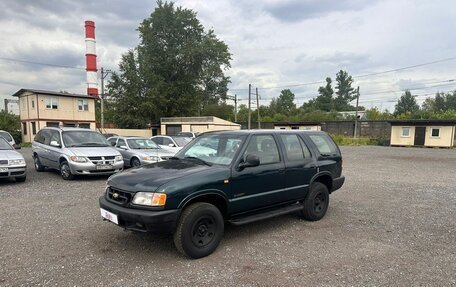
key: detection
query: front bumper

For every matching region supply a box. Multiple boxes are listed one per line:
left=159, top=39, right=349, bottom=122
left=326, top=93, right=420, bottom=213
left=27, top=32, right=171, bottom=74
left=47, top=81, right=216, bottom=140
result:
left=68, top=161, right=124, bottom=175
left=332, top=175, right=345, bottom=192
left=0, top=165, right=26, bottom=178
left=99, top=196, right=180, bottom=234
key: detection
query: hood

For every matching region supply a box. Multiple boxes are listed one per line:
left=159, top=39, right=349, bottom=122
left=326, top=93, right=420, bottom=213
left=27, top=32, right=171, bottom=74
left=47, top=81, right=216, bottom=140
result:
left=68, top=147, right=120, bottom=157
left=108, top=159, right=213, bottom=192
left=0, top=149, right=24, bottom=161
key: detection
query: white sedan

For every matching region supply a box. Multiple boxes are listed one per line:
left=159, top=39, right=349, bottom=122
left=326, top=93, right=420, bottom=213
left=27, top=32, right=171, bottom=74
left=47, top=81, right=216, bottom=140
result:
left=0, top=137, right=26, bottom=182
left=150, top=135, right=192, bottom=154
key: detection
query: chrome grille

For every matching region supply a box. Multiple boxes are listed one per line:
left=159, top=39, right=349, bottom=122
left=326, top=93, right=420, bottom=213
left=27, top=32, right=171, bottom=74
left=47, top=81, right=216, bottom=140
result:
left=88, top=156, right=115, bottom=165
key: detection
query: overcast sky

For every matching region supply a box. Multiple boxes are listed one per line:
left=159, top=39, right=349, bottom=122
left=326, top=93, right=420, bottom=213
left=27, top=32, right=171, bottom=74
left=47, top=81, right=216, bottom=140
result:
left=1, top=0, right=456, bottom=114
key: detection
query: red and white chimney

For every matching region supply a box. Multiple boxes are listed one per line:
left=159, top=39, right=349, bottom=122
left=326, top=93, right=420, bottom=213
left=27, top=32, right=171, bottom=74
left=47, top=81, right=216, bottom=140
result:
left=85, top=20, right=98, bottom=97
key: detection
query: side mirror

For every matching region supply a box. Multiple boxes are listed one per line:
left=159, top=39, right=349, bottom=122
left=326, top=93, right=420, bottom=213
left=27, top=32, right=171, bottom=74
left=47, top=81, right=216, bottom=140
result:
left=50, top=141, right=60, bottom=147
left=14, top=145, right=21, bottom=150
left=168, top=143, right=175, bottom=147
left=238, top=154, right=260, bottom=170
left=119, top=145, right=128, bottom=150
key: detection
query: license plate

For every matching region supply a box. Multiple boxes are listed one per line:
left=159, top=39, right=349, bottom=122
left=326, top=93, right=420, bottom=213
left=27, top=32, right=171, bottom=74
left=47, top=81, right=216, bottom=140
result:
left=0, top=167, right=7, bottom=172
left=96, top=164, right=112, bottom=170
left=100, top=208, right=118, bottom=225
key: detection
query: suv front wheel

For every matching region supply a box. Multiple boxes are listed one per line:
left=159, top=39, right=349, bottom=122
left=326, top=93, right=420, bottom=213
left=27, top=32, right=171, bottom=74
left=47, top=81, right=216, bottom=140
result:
left=173, top=202, right=224, bottom=259
left=60, top=161, right=74, bottom=180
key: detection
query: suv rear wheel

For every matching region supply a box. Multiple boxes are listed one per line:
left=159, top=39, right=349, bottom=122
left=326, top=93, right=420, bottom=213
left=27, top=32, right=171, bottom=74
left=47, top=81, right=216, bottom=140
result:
left=300, top=182, right=329, bottom=221
left=60, top=161, right=74, bottom=180
left=173, top=202, right=224, bottom=259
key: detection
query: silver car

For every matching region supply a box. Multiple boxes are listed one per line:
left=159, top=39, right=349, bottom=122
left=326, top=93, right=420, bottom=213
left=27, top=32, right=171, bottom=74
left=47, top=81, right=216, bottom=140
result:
left=107, top=136, right=174, bottom=167
left=32, top=127, right=123, bottom=180
left=0, top=130, right=16, bottom=148
left=0, top=137, right=26, bottom=182
left=150, top=135, right=192, bottom=154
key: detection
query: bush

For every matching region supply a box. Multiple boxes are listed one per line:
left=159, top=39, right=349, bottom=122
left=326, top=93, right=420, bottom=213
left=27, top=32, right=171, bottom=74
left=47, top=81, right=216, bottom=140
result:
left=20, top=142, right=32, bottom=147
left=330, top=134, right=383, bottom=146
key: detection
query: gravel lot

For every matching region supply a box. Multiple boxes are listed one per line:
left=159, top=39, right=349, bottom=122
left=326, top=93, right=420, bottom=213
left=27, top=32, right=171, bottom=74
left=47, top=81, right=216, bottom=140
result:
left=0, top=146, right=455, bottom=286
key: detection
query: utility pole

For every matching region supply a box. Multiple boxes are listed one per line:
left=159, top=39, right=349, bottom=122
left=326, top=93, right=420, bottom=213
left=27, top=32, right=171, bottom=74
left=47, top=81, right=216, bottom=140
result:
left=354, top=86, right=360, bottom=139
left=256, top=87, right=260, bottom=129
left=248, top=84, right=251, bottom=129
left=100, top=67, right=111, bottom=132
left=234, top=94, right=238, bottom=122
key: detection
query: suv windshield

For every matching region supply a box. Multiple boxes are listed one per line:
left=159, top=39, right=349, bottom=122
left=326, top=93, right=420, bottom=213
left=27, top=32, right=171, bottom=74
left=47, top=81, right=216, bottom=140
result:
left=0, top=137, right=12, bottom=150
left=62, top=131, right=110, bottom=147
left=0, top=131, right=13, bottom=142
left=127, top=138, right=159, bottom=149
left=172, top=136, right=192, bottom=147
left=175, top=134, right=246, bottom=165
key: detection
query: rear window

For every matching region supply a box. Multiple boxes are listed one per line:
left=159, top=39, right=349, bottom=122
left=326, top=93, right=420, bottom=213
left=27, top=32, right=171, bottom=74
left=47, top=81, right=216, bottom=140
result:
left=309, top=134, right=339, bottom=156
left=0, top=131, right=13, bottom=142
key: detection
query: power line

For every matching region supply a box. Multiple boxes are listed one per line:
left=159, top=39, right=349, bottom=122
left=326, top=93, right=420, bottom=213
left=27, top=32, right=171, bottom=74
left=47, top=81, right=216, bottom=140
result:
left=236, top=79, right=456, bottom=102
left=0, top=57, right=85, bottom=70
left=229, top=56, right=456, bottom=91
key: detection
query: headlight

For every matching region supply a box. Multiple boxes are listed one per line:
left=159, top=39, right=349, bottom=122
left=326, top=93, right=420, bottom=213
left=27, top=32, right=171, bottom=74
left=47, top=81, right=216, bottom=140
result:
left=132, top=192, right=167, bottom=207
left=9, top=159, right=25, bottom=165
left=115, top=155, right=123, bottom=161
left=70, top=156, right=87, bottom=163
left=143, top=156, right=159, bottom=162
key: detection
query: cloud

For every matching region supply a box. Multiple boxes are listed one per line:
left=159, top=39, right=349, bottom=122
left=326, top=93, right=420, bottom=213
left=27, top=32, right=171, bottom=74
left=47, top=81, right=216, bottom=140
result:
left=264, top=0, right=375, bottom=22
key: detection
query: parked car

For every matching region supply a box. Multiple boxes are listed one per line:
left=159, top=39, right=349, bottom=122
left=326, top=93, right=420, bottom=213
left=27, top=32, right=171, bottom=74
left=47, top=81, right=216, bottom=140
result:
left=100, top=130, right=345, bottom=258
left=177, top=131, right=200, bottom=138
left=107, top=136, right=174, bottom=167
left=32, top=127, right=123, bottom=180
left=150, top=135, right=192, bottom=154
left=0, top=130, right=17, bottom=148
left=102, top=133, right=118, bottom=139
left=0, top=136, right=26, bottom=182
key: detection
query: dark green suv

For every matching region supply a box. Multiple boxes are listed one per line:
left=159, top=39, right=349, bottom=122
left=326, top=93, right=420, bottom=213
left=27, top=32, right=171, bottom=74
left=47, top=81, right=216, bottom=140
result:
left=99, top=130, right=345, bottom=258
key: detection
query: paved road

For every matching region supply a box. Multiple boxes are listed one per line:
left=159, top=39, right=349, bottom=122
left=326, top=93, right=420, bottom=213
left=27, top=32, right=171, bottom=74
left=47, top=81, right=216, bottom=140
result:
left=0, top=146, right=455, bottom=286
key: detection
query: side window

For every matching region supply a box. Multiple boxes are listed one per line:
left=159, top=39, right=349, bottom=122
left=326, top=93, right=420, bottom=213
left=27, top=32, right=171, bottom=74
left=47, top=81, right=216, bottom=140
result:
left=108, top=137, right=118, bottom=146
left=49, top=130, right=61, bottom=145
left=309, top=134, right=338, bottom=156
left=281, top=134, right=311, bottom=161
left=42, top=130, right=52, bottom=145
left=152, top=137, right=163, bottom=145
left=244, top=135, right=280, bottom=165
left=162, top=138, right=173, bottom=146
left=34, top=131, right=43, bottom=143
left=299, top=137, right=311, bottom=158
left=116, top=139, right=126, bottom=148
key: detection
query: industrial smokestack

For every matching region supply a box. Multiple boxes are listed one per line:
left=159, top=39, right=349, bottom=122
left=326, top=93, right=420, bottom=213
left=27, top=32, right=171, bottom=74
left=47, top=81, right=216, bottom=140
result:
left=85, top=20, right=98, bottom=97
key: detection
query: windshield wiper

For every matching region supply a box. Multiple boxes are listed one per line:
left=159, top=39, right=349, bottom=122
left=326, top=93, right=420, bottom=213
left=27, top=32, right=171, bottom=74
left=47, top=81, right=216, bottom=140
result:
left=183, top=156, right=212, bottom=166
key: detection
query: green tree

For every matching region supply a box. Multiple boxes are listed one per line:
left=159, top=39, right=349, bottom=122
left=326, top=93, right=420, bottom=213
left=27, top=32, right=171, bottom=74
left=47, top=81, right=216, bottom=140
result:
left=395, top=90, right=420, bottom=115
left=107, top=1, right=231, bottom=128
left=314, top=77, right=334, bottom=111
left=0, top=110, right=21, bottom=143
left=274, top=89, right=296, bottom=115
left=334, top=70, right=356, bottom=111
left=201, top=103, right=234, bottom=121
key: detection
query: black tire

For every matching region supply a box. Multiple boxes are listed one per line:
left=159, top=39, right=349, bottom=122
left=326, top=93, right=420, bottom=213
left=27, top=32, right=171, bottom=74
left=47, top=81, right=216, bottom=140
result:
left=131, top=157, right=141, bottom=167
left=59, top=161, right=74, bottom=180
left=33, top=155, right=45, bottom=172
left=173, top=202, right=224, bottom=259
left=300, top=182, right=329, bottom=221
left=15, top=176, right=26, bottom=182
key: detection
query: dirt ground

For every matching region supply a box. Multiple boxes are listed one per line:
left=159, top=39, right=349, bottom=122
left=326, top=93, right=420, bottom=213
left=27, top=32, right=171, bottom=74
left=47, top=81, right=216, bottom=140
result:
left=0, top=146, right=455, bottom=286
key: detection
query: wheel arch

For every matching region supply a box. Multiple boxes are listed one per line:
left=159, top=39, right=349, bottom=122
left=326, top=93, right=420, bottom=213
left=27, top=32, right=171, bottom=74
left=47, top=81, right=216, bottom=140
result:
left=310, top=172, right=333, bottom=193
left=179, top=191, right=229, bottom=219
